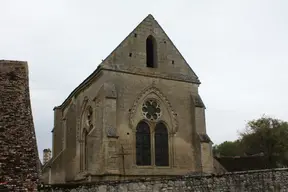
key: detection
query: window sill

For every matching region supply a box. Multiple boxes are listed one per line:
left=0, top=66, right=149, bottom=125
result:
left=134, top=165, right=172, bottom=169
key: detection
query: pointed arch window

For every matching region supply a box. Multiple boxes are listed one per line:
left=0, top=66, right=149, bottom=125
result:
left=84, top=129, right=88, bottom=170
left=154, top=122, right=169, bottom=166
left=146, top=35, right=157, bottom=68
left=80, top=129, right=89, bottom=171
left=136, top=121, right=151, bottom=165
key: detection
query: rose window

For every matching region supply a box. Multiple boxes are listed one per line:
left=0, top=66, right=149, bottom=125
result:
left=142, top=99, right=161, bottom=120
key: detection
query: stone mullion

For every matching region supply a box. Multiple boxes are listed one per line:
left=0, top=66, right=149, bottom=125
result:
left=151, top=122, right=156, bottom=166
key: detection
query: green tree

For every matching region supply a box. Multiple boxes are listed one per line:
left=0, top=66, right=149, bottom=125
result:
left=213, top=140, right=242, bottom=156
left=239, top=115, right=288, bottom=167
left=213, top=115, right=288, bottom=168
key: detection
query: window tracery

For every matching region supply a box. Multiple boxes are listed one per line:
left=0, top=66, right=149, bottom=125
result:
left=131, top=89, right=175, bottom=167
left=142, top=99, right=161, bottom=121
left=85, top=106, right=93, bottom=130
left=136, top=99, right=169, bottom=167
left=79, top=103, right=93, bottom=172
left=135, top=120, right=169, bottom=167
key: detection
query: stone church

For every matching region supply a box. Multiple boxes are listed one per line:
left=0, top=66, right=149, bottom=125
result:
left=41, top=14, right=214, bottom=184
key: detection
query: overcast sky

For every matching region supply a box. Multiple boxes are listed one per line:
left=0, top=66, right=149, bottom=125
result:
left=1, top=0, right=288, bottom=160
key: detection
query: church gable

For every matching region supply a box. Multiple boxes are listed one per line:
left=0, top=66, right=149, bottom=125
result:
left=101, top=14, right=200, bottom=84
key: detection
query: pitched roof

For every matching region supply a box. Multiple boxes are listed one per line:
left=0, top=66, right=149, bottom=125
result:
left=101, top=14, right=200, bottom=82
left=55, top=14, right=200, bottom=110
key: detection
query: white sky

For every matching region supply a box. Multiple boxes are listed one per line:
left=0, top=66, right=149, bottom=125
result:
left=1, top=0, right=288, bottom=160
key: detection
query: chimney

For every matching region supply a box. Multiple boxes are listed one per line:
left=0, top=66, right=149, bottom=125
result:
left=43, top=148, right=52, bottom=164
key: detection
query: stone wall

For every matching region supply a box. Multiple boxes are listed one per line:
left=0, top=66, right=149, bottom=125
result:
left=39, top=168, right=288, bottom=191
left=0, top=60, right=39, bottom=191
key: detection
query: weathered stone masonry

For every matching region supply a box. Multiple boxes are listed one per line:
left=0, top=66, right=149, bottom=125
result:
left=40, top=168, right=288, bottom=191
left=0, top=60, right=39, bottom=191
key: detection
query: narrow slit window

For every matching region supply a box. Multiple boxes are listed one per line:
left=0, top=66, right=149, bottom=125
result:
left=84, top=130, right=88, bottom=170
left=146, top=35, right=157, bottom=68
left=80, top=129, right=88, bottom=171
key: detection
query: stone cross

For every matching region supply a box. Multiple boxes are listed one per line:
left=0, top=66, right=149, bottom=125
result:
left=111, top=145, right=131, bottom=176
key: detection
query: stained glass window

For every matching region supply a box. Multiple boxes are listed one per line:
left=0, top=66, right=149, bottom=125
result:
left=142, top=99, right=161, bottom=121
left=136, top=121, right=151, bottom=166
left=155, top=122, right=169, bottom=166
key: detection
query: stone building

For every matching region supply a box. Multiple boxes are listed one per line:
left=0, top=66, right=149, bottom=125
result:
left=41, top=14, right=214, bottom=184
left=0, top=60, right=40, bottom=191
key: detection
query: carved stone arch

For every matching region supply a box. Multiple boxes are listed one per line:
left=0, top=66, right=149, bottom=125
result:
left=129, top=86, right=178, bottom=134
left=155, top=120, right=169, bottom=132
left=137, top=118, right=154, bottom=133
left=77, top=96, right=87, bottom=141
left=78, top=96, right=97, bottom=171
left=77, top=96, right=94, bottom=141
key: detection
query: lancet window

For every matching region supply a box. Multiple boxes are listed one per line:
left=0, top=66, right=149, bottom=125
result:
left=136, top=99, right=169, bottom=167
left=136, top=121, right=151, bottom=166
left=80, top=105, right=93, bottom=171
left=154, top=122, right=169, bottom=166
left=146, top=35, right=157, bottom=68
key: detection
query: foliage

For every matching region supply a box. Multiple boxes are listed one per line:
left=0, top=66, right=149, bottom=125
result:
left=213, top=140, right=242, bottom=157
left=214, top=115, right=288, bottom=167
